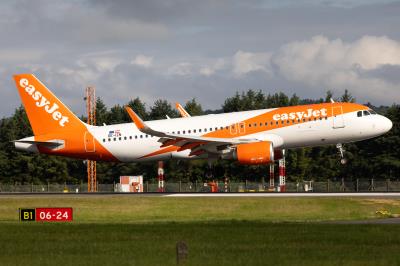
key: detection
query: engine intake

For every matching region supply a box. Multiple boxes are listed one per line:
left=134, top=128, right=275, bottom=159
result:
left=233, top=141, right=274, bottom=165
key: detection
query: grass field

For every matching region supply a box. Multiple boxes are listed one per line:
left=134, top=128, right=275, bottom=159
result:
left=1, top=195, right=400, bottom=265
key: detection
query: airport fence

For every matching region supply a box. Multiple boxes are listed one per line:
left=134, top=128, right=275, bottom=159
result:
left=1, top=178, right=400, bottom=193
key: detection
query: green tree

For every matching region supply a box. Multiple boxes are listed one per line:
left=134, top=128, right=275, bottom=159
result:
left=126, top=97, right=148, bottom=120
left=325, top=90, right=334, bottom=103
left=340, top=89, right=355, bottom=103
left=149, top=100, right=178, bottom=120
left=108, top=105, right=128, bottom=124
left=96, top=98, right=108, bottom=126
left=184, top=98, right=203, bottom=116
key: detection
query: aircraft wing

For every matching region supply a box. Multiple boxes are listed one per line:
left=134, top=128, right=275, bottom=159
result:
left=125, top=107, right=258, bottom=156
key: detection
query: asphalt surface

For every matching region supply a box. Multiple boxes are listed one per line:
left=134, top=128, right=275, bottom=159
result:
left=0, top=192, right=400, bottom=197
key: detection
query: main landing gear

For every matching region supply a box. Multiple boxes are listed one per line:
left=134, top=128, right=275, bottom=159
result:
left=336, top=143, right=347, bottom=165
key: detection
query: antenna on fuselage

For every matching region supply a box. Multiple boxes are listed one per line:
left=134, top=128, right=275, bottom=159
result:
left=330, top=98, right=335, bottom=103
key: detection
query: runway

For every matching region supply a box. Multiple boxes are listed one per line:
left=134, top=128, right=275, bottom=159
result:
left=163, top=192, right=400, bottom=197
left=1, top=192, right=400, bottom=197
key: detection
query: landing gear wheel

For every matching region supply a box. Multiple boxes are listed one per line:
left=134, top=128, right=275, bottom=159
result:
left=336, top=143, right=346, bottom=165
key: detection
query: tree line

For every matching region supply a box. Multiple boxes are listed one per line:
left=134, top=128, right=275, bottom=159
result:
left=0, top=89, right=399, bottom=184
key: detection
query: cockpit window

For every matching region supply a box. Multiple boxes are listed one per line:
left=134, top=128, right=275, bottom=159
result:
left=363, top=110, right=370, bottom=116
left=369, top=109, right=377, bottom=115
left=357, top=111, right=362, bottom=117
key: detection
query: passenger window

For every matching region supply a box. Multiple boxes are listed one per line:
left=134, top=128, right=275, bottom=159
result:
left=102, top=139, right=105, bottom=142
left=183, top=130, right=186, bottom=134
left=108, top=138, right=111, bottom=142
left=129, top=136, right=132, bottom=139
left=210, top=128, right=213, bottom=131
left=241, top=124, right=244, bottom=128
left=357, top=111, right=362, bottom=117
left=248, top=124, right=252, bottom=128
left=215, top=127, right=218, bottom=131
left=145, top=135, right=148, bottom=138
left=177, top=131, right=180, bottom=134
left=199, top=129, right=202, bottom=132
left=287, top=120, right=290, bottom=124
left=188, top=130, right=191, bottom=133
left=119, top=137, right=122, bottom=140
left=113, top=138, right=116, bottom=141
left=363, top=111, right=370, bottom=116
left=124, top=136, right=127, bottom=140
left=265, top=122, right=268, bottom=126
left=194, top=129, right=196, bottom=133
left=276, top=121, right=278, bottom=125
left=204, top=128, right=207, bottom=132
left=140, top=135, right=143, bottom=138
left=253, top=123, right=257, bottom=127
left=260, top=123, right=262, bottom=126
left=225, top=126, right=229, bottom=130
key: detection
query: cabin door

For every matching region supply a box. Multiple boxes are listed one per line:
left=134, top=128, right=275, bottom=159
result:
left=332, top=106, right=345, bottom=129
left=84, top=131, right=96, bottom=152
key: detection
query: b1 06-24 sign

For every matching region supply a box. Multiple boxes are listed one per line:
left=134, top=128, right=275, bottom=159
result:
left=19, top=208, right=73, bottom=222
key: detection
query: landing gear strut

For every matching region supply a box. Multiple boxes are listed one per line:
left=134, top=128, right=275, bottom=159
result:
left=336, top=143, right=347, bottom=164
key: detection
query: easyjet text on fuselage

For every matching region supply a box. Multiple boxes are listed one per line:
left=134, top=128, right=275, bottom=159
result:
left=272, top=108, right=328, bottom=121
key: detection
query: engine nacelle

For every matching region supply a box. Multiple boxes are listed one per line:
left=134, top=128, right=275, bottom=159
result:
left=233, top=141, right=274, bottom=165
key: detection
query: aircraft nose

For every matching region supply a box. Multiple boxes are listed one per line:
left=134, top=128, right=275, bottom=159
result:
left=380, top=116, right=393, bottom=133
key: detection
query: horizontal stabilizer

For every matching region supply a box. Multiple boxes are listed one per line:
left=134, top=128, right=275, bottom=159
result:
left=12, top=138, right=64, bottom=149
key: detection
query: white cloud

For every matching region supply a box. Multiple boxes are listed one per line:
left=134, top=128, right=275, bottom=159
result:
left=272, top=35, right=400, bottom=103
left=131, top=55, right=154, bottom=68
left=199, top=58, right=226, bottom=76
left=232, top=50, right=272, bottom=77
left=167, top=62, right=193, bottom=76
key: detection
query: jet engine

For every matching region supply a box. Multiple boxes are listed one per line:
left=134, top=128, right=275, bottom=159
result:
left=233, top=141, right=274, bottom=165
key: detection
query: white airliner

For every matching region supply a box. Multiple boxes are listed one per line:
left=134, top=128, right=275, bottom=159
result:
left=13, top=74, right=392, bottom=165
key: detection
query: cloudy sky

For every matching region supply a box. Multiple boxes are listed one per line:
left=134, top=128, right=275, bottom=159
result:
left=1, top=0, right=400, bottom=116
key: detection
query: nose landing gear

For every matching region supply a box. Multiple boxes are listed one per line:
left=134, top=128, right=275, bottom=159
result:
left=336, top=143, right=347, bottom=164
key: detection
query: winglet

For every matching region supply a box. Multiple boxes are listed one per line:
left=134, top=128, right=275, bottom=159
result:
left=125, top=106, right=166, bottom=138
left=175, top=103, right=191, bottom=117
left=125, top=106, right=146, bottom=130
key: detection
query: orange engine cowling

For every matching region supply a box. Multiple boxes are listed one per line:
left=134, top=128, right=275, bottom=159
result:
left=233, top=141, right=274, bottom=165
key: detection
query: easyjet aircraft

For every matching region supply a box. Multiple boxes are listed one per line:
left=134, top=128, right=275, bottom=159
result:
left=12, top=74, right=392, bottom=165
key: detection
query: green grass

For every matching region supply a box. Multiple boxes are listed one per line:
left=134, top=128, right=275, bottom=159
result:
left=1, top=196, right=400, bottom=223
left=1, top=196, right=400, bottom=265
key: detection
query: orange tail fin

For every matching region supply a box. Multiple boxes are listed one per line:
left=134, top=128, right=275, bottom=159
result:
left=13, top=74, right=86, bottom=136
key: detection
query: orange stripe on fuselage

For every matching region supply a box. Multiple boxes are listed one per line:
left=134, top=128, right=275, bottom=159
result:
left=204, top=102, right=367, bottom=139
